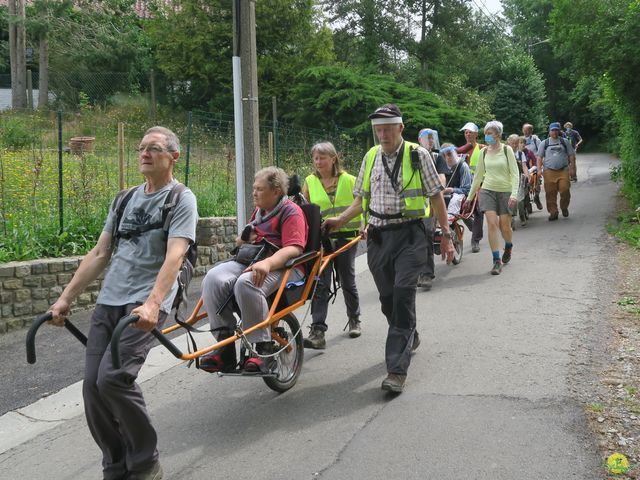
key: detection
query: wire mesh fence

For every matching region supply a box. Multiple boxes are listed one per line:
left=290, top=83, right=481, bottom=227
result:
left=0, top=107, right=364, bottom=261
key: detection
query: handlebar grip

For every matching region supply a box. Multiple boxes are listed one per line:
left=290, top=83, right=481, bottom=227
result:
left=110, top=315, right=186, bottom=369
left=26, top=313, right=88, bottom=365
left=110, top=315, right=140, bottom=369
left=26, top=312, right=53, bottom=364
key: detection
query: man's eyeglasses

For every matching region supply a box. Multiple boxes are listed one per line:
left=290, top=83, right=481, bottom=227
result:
left=136, top=145, right=169, bottom=154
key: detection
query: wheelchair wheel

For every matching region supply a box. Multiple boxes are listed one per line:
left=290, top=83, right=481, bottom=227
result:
left=451, top=228, right=463, bottom=265
left=264, top=313, right=304, bottom=393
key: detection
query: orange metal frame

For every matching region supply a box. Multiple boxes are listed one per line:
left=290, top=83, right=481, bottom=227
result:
left=159, top=236, right=362, bottom=361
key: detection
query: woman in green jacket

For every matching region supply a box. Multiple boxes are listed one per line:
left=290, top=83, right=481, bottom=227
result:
left=467, top=121, right=519, bottom=275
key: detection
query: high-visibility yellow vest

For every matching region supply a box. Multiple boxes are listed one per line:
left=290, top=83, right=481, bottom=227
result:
left=306, top=172, right=362, bottom=237
left=361, top=141, right=429, bottom=223
left=469, top=144, right=482, bottom=173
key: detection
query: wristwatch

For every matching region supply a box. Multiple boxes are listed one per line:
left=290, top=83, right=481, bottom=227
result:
left=441, top=230, right=452, bottom=239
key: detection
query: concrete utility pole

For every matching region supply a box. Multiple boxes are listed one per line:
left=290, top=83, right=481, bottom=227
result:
left=232, top=0, right=260, bottom=227
left=8, top=0, right=27, bottom=109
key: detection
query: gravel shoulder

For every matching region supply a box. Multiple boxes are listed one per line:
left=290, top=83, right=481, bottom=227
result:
left=573, top=195, right=640, bottom=478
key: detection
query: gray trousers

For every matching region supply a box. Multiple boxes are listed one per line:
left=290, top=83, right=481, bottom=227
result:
left=422, top=216, right=436, bottom=279
left=367, top=221, right=426, bottom=375
left=84, top=303, right=167, bottom=480
left=202, top=260, right=303, bottom=343
left=311, top=237, right=360, bottom=330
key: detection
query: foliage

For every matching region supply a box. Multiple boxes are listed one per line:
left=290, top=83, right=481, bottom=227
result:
left=0, top=107, right=359, bottom=262
left=0, top=6, right=8, bottom=73
left=146, top=0, right=335, bottom=114
left=288, top=65, right=481, bottom=145
left=550, top=0, right=640, bottom=206
left=0, top=116, right=38, bottom=149
left=487, top=50, right=548, bottom=136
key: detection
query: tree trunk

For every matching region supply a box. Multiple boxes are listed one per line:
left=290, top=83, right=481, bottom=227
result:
left=38, top=36, right=49, bottom=109
left=9, top=0, right=27, bottom=109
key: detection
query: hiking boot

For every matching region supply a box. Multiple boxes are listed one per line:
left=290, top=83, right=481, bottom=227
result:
left=490, top=260, right=503, bottom=275
left=416, top=273, right=433, bottom=291
left=303, top=325, right=326, bottom=349
left=471, top=241, right=480, bottom=253
left=502, top=248, right=512, bottom=265
left=127, top=462, right=163, bottom=480
left=534, top=194, right=543, bottom=210
left=548, top=212, right=559, bottom=221
left=411, top=331, right=421, bottom=352
left=562, top=208, right=569, bottom=217
left=347, top=318, right=361, bottom=338
left=381, top=373, right=406, bottom=393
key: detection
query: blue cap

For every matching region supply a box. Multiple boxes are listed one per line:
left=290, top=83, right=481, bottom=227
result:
left=549, top=122, right=561, bottom=131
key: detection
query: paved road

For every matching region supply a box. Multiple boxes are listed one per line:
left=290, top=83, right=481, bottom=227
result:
left=0, top=153, right=618, bottom=479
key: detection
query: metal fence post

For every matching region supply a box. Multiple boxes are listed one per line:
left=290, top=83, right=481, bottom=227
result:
left=57, top=111, right=64, bottom=233
left=272, top=96, right=278, bottom=166
left=185, top=111, right=192, bottom=187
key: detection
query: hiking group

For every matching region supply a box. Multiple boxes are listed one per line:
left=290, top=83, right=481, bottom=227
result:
left=42, top=105, right=582, bottom=479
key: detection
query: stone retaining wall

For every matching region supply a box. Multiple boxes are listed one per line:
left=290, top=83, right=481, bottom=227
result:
left=0, top=217, right=237, bottom=333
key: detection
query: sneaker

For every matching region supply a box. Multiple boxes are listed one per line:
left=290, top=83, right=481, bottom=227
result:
left=562, top=208, right=569, bottom=217
left=199, top=345, right=236, bottom=373
left=534, top=194, right=543, bottom=210
left=411, top=331, right=421, bottom=352
left=416, top=273, right=433, bottom=291
left=127, top=462, right=163, bottom=480
left=347, top=317, right=361, bottom=338
left=381, top=373, right=406, bottom=393
left=471, top=241, right=480, bottom=253
left=243, top=342, right=276, bottom=373
left=490, top=260, right=503, bottom=275
left=502, top=248, right=512, bottom=264
left=548, top=212, right=559, bottom=221
left=303, top=326, right=326, bottom=349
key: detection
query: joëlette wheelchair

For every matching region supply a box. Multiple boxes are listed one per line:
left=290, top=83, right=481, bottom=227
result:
left=26, top=196, right=361, bottom=394
left=432, top=194, right=477, bottom=265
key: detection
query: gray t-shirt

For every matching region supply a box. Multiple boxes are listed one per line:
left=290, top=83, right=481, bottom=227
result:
left=98, top=179, right=198, bottom=313
left=537, top=137, right=575, bottom=170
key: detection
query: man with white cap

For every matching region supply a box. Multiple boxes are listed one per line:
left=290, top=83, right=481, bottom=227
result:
left=456, top=121, right=484, bottom=252
left=537, top=122, right=575, bottom=220
left=324, top=103, right=454, bottom=393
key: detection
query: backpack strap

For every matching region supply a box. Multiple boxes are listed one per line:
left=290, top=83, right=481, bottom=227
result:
left=110, top=186, right=137, bottom=249
left=161, top=183, right=187, bottom=237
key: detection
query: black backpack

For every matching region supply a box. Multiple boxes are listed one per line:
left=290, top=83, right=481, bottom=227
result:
left=110, top=183, right=197, bottom=319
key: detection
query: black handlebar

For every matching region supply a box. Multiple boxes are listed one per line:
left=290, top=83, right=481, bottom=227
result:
left=26, top=312, right=88, bottom=364
left=110, top=314, right=185, bottom=369
left=110, top=314, right=140, bottom=369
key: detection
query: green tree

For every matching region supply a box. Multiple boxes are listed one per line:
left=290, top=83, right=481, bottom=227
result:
left=550, top=0, right=640, bottom=202
left=320, top=0, right=409, bottom=74
left=502, top=0, right=571, bottom=121
left=147, top=0, right=335, bottom=113
left=489, top=50, right=547, bottom=136
left=288, top=65, right=480, bottom=144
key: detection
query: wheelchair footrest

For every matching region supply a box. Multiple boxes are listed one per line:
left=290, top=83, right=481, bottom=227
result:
left=216, top=370, right=278, bottom=378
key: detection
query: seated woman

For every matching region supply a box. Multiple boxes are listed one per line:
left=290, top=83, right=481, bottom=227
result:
left=439, top=143, right=472, bottom=216
left=200, top=167, right=308, bottom=373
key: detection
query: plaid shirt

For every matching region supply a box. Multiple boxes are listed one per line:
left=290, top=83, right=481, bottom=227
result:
left=353, top=139, right=443, bottom=227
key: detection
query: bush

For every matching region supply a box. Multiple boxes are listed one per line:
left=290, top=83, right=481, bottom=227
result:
left=0, top=116, right=37, bottom=149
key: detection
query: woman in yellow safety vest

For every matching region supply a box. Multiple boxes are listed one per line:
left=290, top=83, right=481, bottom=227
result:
left=301, top=142, right=363, bottom=349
